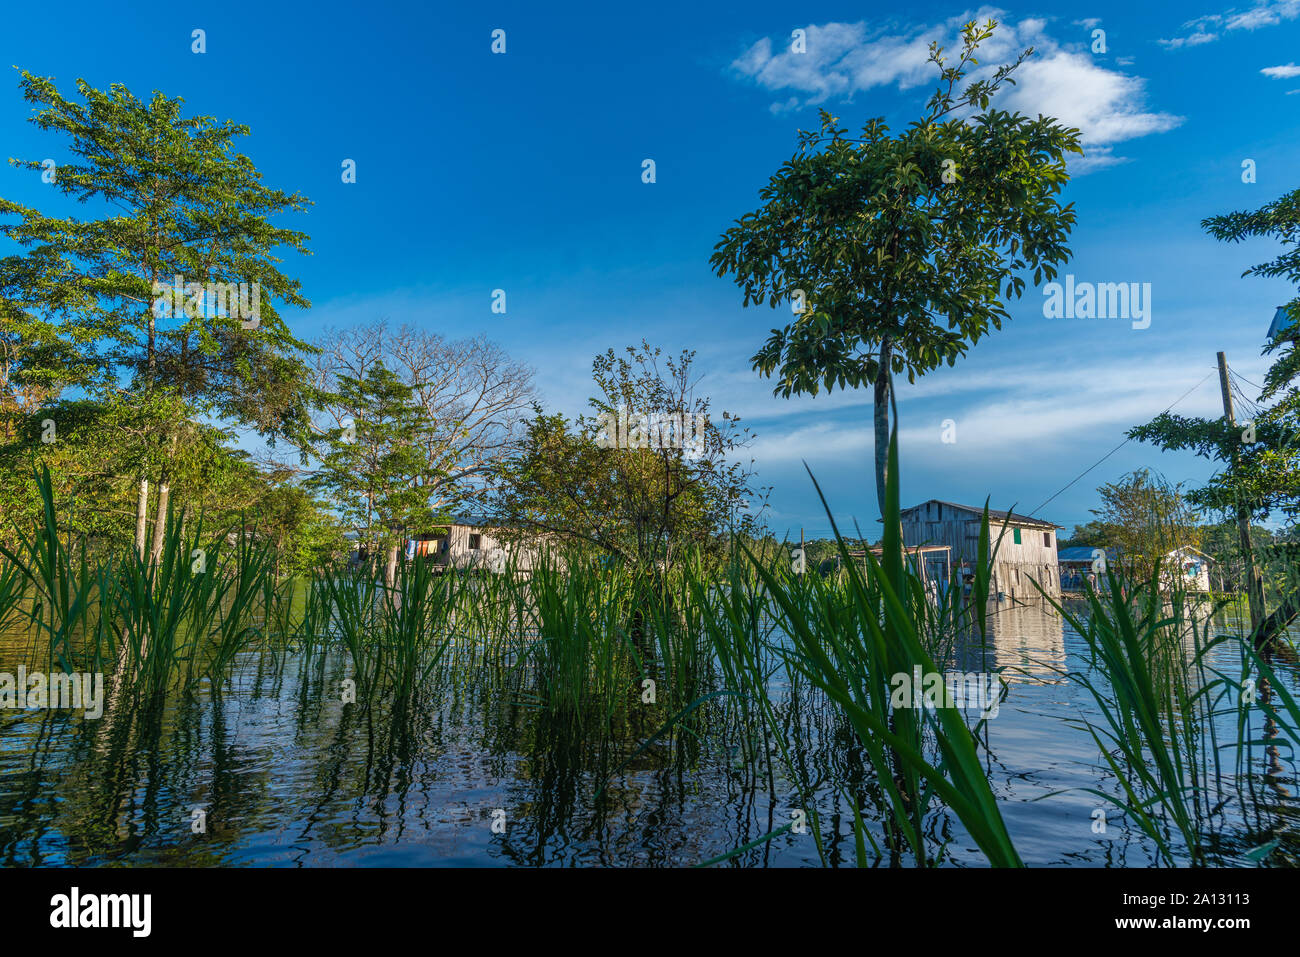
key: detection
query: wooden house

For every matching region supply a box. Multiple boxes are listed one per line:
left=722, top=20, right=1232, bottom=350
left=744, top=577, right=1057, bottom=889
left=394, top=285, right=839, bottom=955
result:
left=899, top=500, right=1061, bottom=600
left=407, top=517, right=539, bottom=573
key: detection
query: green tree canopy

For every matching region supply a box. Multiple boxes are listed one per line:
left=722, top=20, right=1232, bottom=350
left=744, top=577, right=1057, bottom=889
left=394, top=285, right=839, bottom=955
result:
left=492, top=342, right=761, bottom=571
left=1086, top=469, right=1202, bottom=578
left=0, top=70, right=315, bottom=555
left=710, top=19, right=1081, bottom=515
left=309, top=363, right=442, bottom=579
left=1130, top=186, right=1300, bottom=524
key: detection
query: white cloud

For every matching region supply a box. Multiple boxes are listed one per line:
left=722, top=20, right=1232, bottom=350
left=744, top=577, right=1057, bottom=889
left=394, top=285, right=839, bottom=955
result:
left=1227, top=0, right=1300, bottom=29
left=748, top=420, right=872, bottom=463
left=733, top=21, right=941, bottom=102
left=729, top=9, right=1181, bottom=170
left=1262, top=62, right=1300, bottom=78
left=994, top=52, right=1182, bottom=167
left=1158, top=31, right=1218, bottom=49
left=1161, top=1, right=1300, bottom=47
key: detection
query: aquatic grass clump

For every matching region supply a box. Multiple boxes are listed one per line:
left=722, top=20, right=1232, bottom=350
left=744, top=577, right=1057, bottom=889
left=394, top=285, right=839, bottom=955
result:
left=1207, top=616, right=1300, bottom=862
left=0, top=557, right=23, bottom=639
left=314, top=553, right=456, bottom=700
left=1039, top=560, right=1240, bottom=865
left=677, top=425, right=1021, bottom=867
left=0, top=466, right=102, bottom=675
left=2, top=466, right=291, bottom=698
left=751, top=432, right=1020, bottom=866
left=520, top=552, right=651, bottom=726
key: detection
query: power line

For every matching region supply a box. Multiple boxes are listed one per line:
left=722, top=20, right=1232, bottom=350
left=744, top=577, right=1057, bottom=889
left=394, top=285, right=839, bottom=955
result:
left=1230, top=379, right=1261, bottom=419
left=791, top=368, right=1220, bottom=534
left=1028, top=369, right=1217, bottom=519
left=1229, top=372, right=1259, bottom=395
left=1227, top=365, right=1264, bottom=392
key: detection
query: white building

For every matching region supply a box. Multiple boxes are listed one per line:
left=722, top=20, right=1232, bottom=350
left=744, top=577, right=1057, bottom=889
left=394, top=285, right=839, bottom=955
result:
left=1164, top=547, right=1215, bottom=593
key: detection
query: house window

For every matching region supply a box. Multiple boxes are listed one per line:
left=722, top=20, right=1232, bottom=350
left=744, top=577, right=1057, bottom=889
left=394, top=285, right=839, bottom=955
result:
left=1013, top=528, right=1022, bottom=545
left=468, top=533, right=481, bottom=550
left=1044, top=532, right=1051, bottom=546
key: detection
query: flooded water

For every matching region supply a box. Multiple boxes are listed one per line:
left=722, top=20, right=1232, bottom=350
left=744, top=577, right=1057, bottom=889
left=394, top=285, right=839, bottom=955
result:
left=1, top=600, right=1297, bottom=867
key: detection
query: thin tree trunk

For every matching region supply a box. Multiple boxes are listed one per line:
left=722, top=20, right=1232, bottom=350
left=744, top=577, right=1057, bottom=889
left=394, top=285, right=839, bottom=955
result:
left=149, top=481, right=170, bottom=567
left=149, top=434, right=179, bottom=568
left=135, top=478, right=150, bottom=558
left=873, top=336, right=894, bottom=519
left=385, top=542, right=399, bottom=588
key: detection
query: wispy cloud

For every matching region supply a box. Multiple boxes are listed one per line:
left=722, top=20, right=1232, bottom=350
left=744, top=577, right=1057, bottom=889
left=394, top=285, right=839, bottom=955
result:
left=1159, top=31, right=1219, bottom=50
left=736, top=347, right=1263, bottom=476
left=1161, top=0, right=1300, bottom=48
left=1226, top=0, right=1300, bottom=29
left=1262, top=62, right=1300, bottom=78
left=729, top=8, right=1181, bottom=171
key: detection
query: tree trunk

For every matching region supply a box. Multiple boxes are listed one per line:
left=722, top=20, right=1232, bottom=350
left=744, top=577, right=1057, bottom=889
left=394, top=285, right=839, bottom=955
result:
left=872, top=336, right=894, bottom=519
left=149, top=481, right=170, bottom=568
left=1258, top=590, right=1299, bottom=651
left=135, top=478, right=150, bottom=559
left=385, top=542, right=399, bottom=588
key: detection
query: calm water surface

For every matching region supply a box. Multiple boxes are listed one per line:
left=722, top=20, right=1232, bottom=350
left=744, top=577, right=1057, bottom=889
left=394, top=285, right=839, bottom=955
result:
left=1, top=600, right=1296, bottom=867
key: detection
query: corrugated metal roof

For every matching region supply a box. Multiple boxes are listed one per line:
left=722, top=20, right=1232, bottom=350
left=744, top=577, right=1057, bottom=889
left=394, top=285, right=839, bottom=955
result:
left=1059, top=545, right=1111, bottom=562
left=448, top=516, right=500, bottom=528
left=900, top=499, right=1060, bottom=529
left=1269, top=305, right=1294, bottom=340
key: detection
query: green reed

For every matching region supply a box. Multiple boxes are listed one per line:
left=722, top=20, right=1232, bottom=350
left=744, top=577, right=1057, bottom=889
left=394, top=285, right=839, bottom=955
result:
left=2, top=465, right=280, bottom=697
left=1040, top=558, right=1241, bottom=865
left=3, top=456, right=1294, bottom=868
left=737, top=429, right=1022, bottom=867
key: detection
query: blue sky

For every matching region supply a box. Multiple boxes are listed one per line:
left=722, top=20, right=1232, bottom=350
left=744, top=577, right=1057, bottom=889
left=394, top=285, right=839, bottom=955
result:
left=2, top=1, right=1297, bottom=539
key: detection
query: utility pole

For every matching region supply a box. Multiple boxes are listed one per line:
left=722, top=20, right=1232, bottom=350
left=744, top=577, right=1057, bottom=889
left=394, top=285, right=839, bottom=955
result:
left=799, top=527, right=805, bottom=577
left=1218, top=351, right=1267, bottom=639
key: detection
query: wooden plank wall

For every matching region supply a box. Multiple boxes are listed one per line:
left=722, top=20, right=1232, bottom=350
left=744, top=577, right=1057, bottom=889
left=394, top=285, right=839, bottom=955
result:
left=901, top=501, right=1060, bottom=599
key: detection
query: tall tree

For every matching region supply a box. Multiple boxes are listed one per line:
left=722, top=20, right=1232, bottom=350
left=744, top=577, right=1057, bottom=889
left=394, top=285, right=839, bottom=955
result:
left=0, top=72, right=314, bottom=558
left=309, top=363, right=440, bottom=583
left=302, top=324, right=536, bottom=517
left=1087, top=470, right=1202, bottom=578
left=710, top=20, right=1080, bottom=515
left=492, top=342, right=760, bottom=571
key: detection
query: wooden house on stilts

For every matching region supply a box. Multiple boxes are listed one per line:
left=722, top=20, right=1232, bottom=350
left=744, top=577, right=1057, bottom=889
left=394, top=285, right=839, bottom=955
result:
left=899, top=500, right=1062, bottom=601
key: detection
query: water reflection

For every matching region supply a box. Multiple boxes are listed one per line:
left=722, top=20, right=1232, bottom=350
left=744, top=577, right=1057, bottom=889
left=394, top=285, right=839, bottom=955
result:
left=945, top=598, right=1067, bottom=681
left=1, top=602, right=1297, bottom=867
